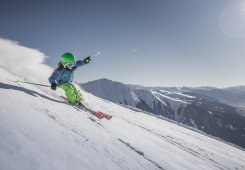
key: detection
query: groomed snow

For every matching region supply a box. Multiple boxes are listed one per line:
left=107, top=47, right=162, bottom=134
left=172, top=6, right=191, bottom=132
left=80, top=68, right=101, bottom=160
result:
left=1, top=69, right=245, bottom=170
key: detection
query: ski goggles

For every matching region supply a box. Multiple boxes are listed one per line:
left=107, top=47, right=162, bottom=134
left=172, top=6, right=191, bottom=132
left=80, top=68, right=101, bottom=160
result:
left=65, top=62, right=76, bottom=68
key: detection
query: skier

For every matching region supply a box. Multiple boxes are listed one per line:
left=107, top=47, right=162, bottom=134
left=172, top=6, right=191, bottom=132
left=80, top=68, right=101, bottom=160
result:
left=49, top=53, right=91, bottom=105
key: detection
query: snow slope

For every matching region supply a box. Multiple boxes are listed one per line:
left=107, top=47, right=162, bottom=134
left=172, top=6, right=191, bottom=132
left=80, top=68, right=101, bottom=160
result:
left=0, top=39, right=245, bottom=170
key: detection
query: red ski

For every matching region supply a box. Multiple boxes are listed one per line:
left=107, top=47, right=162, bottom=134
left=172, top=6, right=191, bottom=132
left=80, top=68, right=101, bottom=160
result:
left=60, top=96, right=112, bottom=120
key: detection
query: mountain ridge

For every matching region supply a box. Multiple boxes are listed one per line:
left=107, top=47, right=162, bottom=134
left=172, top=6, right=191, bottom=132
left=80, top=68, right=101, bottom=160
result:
left=81, top=78, right=245, bottom=149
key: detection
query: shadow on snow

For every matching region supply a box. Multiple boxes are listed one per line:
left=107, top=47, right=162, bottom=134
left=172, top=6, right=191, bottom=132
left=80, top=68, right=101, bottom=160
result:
left=0, top=82, right=64, bottom=104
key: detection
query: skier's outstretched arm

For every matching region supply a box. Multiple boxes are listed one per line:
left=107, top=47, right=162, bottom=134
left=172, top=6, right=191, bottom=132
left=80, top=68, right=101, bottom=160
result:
left=74, top=56, right=91, bottom=70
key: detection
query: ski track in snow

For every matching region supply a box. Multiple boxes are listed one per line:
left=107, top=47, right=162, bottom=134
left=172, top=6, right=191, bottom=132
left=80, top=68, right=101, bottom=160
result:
left=117, top=117, right=233, bottom=170
left=117, top=139, right=165, bottom=170
left=0, top=67, right=245, bottom=170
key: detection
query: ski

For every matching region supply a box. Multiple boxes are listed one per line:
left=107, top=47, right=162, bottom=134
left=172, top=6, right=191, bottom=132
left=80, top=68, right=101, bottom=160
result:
left=60, top=96, right=112, bottom=120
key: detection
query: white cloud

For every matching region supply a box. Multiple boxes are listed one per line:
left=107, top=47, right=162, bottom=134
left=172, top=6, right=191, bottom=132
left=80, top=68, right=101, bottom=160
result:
left=0, top=38, right=52, bottom=84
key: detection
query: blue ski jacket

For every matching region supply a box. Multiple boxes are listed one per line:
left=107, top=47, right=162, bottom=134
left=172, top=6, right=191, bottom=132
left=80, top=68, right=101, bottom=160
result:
left=49, top=60, right=86, bottom=85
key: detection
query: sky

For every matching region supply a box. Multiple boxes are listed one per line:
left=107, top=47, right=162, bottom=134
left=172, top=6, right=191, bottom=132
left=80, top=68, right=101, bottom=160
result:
left=0, top=0, right=245, bottom=87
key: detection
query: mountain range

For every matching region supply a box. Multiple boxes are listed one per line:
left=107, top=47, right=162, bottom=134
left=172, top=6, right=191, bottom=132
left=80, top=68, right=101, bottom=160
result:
left=81, top=78, right=245, bottom=149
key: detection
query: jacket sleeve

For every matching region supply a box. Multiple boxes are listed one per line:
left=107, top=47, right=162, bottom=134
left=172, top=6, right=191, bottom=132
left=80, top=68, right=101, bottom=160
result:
left=48, top=68, right=61, bottom=85
left=73, top=60, right=86, bottom=70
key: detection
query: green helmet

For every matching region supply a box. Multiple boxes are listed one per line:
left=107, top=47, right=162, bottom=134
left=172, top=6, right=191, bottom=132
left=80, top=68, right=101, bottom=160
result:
left=61, top=53, right=76, bottom=67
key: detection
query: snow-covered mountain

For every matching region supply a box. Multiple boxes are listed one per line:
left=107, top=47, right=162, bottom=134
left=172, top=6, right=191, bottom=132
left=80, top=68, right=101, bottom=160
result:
left=1, top=38, right=245, bottom=170
left=81, top=79, right=245, bottom=149
left=187, top=86, right=245, bottom=109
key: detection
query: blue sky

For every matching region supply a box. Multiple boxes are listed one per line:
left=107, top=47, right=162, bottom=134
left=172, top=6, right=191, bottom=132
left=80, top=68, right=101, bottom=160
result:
left=1, top=0, right=245, bottom=87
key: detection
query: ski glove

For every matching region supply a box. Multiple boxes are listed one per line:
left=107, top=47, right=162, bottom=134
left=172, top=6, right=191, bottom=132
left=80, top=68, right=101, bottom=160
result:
left=83, top=56, right=91, bottom=64
left=51, top=82, right=57, bottom=90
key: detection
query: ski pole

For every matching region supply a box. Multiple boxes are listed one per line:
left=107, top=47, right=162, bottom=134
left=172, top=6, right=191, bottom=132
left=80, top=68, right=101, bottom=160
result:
left=16, top=80, right=50, bottom=87
left=91, top=51, right=101, bottom=59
